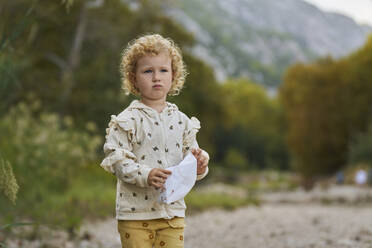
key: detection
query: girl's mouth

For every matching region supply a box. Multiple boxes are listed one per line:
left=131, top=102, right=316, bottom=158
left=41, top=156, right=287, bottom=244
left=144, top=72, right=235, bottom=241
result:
left=153, top=84, right=162, bottom=89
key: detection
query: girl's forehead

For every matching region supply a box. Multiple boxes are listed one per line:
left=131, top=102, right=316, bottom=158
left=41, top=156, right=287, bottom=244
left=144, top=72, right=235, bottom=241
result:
left=136, top=52, right=172, bottom=67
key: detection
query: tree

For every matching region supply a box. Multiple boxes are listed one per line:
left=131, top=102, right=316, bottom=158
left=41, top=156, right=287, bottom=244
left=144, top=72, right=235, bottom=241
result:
left=215, top=78, right=288, bottom=170
left=0, top=0, right=196, bottom=130
left=279, top=36, right=372, bottom=188
left=344, top=35, right=372, bottom=133
left=280, top=58, right=349, bottom=187
left=349, top=124, right=372, bottom=165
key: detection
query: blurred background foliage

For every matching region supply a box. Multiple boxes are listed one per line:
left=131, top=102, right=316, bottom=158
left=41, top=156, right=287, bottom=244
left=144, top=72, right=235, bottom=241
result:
left=1, top=0, right=372, bottom=237
left=280, top=36, right=372, bottom=187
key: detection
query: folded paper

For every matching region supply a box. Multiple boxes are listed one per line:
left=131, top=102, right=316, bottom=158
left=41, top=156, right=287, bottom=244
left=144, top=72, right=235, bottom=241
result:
left=159, top=153, right=197, bottom=204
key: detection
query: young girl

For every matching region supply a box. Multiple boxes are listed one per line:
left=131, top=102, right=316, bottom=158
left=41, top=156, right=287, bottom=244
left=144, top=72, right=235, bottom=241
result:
left=100, top=34, right=209, bottom=248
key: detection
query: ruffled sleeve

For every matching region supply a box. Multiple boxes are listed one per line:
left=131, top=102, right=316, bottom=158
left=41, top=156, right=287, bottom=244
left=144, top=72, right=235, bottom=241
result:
left=182, top=116, right=201, bottom=154
left=182, top=115, right=209, bottom=181
left=100, top=114, right=152, bottom=187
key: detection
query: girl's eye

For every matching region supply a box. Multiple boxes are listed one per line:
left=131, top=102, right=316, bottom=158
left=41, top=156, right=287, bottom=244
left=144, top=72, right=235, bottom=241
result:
left=161, top=69, right=168, bottom=72
left=144, top=69, right=152, bottom=73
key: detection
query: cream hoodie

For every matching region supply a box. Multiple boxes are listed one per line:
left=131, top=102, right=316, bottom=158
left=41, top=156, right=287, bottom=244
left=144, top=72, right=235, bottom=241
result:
left=100, top=100, right=209, bottom=220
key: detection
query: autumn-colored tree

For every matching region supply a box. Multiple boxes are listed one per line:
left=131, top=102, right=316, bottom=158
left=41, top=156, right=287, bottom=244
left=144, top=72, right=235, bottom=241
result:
left=280, top=35, right=372, bottom=188
left=280, top=58, right=348, bottom=187
left=345, top=35, right=372, bottom=133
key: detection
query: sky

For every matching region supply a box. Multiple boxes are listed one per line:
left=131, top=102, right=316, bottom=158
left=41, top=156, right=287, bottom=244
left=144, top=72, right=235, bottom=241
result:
left=303, top=0, right=372, bottom=26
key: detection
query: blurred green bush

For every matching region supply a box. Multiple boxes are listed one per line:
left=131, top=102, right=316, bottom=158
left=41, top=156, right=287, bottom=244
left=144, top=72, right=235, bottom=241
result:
left=349, top=124, right=372, bottom=166
left=0, top=100, right=112, bottom=235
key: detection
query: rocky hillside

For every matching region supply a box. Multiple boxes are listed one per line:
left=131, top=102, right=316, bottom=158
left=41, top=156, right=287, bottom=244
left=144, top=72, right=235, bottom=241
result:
left=166, top=0, right=372, bottom=87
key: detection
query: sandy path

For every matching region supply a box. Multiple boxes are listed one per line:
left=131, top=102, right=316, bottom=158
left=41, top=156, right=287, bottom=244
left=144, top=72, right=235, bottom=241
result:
left=75, top=203, right=372, bottom=248
left=185, top=204, right=372, bottom=248
left=5, top=186, right=372, bottom=248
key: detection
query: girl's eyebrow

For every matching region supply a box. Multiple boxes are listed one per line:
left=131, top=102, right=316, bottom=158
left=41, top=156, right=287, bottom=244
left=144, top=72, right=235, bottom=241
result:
left=140, top=64, right=170, bottom=68
left=138, top=65, right=153, bottom=70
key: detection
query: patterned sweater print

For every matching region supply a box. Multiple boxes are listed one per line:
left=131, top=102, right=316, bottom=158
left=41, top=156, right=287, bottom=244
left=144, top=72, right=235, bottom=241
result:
left=100, top=100, right=209, bottom=220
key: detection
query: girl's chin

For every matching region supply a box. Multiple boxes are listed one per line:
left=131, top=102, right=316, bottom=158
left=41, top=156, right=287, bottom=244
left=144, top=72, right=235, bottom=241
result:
left=142, top=94, right=167, bottom=101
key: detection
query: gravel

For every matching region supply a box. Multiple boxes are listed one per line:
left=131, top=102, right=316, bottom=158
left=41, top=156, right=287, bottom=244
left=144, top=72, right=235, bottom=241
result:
left=4, top=186, right=372, bottom=248
left=185, top=204, right=372, bottom=248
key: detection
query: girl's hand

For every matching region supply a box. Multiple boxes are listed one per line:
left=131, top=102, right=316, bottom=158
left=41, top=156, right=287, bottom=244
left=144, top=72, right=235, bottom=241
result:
left=147, top=168, right=171, bottom=190
left=192, top=148, right=209, bottom=175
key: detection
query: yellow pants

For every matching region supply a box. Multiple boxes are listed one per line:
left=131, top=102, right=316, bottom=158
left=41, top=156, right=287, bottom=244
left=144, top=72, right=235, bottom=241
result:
left=117, top=217, right=185, bottom=248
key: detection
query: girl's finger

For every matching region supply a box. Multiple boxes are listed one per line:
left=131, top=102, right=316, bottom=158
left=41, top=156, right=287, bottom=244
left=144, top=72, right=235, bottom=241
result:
left=199, top=156, right=206, bottom=165
left=158, top=169, right=172, bottom=175
left=157, top=171, right=171, bottom=179
left=197, top=159, right=202, bottom=167
left=154, top=185, right=165, bottom=191
left=152, top=181, right=163, bottom=188
left=154, top=177, right=165, bottom=183
left=191, top=149, right=197, bottom=156
left=193, top=148, right=200, bottom=155
left=196, top=149, right=202, bottom=156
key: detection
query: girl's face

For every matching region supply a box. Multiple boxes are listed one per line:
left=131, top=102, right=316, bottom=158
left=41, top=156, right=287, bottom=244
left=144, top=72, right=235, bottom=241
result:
left=134, top=52, right=173, bottom=104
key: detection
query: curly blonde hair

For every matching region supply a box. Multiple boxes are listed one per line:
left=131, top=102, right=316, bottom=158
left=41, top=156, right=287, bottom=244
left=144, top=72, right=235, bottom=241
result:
left=120, top=34, right=187, bottom=96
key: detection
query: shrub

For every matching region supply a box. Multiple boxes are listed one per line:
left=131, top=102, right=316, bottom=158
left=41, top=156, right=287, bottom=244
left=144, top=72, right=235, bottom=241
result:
left=349, top=124, right=372, bottom=165
left=0, top=100, right=102, bottom=233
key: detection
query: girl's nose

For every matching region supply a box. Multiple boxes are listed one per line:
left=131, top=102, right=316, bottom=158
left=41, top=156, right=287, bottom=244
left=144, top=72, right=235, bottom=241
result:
left=152, top=71, right=160, bottom=81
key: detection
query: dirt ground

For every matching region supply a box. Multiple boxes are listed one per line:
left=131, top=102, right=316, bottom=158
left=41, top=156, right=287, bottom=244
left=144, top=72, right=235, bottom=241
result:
left=4, top=185, right=372, bottom=248
left=185, top=203, right=372, bottom=248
